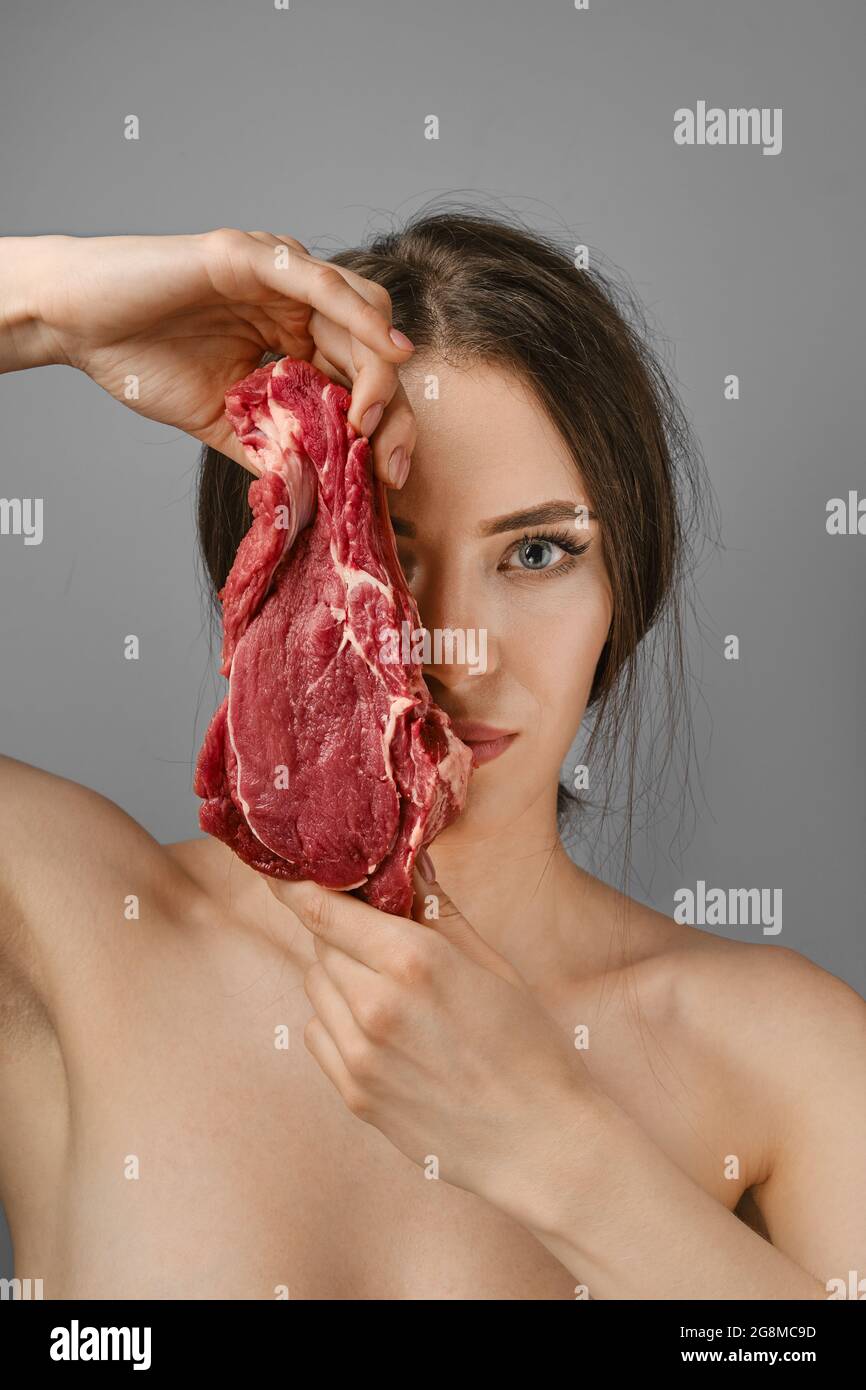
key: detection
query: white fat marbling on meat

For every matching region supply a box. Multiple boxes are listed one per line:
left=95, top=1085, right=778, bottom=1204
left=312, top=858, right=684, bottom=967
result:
left=226, top=690, right=274, bottom=852
left=435, top=743, right=471, bottom=801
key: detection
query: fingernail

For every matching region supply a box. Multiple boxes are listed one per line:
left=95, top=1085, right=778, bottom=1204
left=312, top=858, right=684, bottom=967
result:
left=389, top=327, right=415, bottom=351
left=417, top=847, right=436, bottom=881
left=387, top=446, right=410, bottom=489
left=361, top=401, right=384, bottom=436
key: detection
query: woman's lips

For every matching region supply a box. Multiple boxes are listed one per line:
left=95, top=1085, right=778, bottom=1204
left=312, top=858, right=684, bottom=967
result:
left=451, top=722, right=518, bottom=768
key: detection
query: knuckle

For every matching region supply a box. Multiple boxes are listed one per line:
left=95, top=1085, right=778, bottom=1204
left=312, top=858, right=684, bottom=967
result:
left=344, top=1084, right=371, bottom=1120
left=310, top=261, right=345, bottom=292
left=305, top=889, right=332, bottom=934
left=391, top=944, right=434, bottom=988
left=366, top=282, right=393, bottom=315
left=356, top=991, right=397, bottom=1039
left=205, top=226, right=246, bottom=254
left=438, top=896, right=462, bottom=922
left=359, top=295, right=386, bottom=326
left=344, top=1035, right=377, bottom=1079
left=279, top=236, right=309, bottom=258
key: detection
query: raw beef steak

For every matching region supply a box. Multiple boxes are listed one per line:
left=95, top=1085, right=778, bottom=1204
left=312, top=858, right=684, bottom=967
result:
left=194, top=356, right=472, bottom=917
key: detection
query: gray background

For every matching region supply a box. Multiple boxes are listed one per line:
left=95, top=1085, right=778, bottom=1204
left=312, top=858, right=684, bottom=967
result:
left=1, top=0, right=863, bottom=1281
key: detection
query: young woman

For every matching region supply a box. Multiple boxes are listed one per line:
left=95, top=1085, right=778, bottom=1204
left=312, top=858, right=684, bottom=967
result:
left=0, top=214, right=863, bottom=1301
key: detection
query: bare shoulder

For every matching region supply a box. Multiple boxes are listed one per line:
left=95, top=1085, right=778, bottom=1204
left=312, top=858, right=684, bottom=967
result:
left=650, top=919, right=866, bottom=1279
left=686, top=932, right=866, bottom=1132
left=632, top=900, right=866, bottom=1158
left=654, top=916, right=865, bottom=1057
left=634, top=900, right=865, bottom=1065
left=0, top=753, right=160, bottom=885
left=0, top=754, right=195, bottom=1038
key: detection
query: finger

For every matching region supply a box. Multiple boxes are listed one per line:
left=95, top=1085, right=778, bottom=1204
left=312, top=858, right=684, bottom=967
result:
left=303, top=1014, right=360, bottom=1102
left=308, top=313, right=417, bottom=486
left=315, top=946, right=406, bottom=1048
left=369, top=381, right=417, bottom=489
left=304, top=960, right=367, bottom=1054
left=248, top=231, right=311, bottom=258
left=314, top=938, right=387, bottom=1021
left=316, top=261, right=417, bottom=437
left=411, top=866, right=464, bottom=929
left=307, top=298, right=405, bottom=441
left=410, top=868, right=525, bottom=985
left=269, top=877, right=427, bottom=970
left=203, top=234, right=415, bottom=418
left=259, top=241, right=403, bottom=423
left=306, top=313, right=365, bottom=394
left=244, top=231, right=283, bottom=250
left=310, top=347, right=352, bottom=390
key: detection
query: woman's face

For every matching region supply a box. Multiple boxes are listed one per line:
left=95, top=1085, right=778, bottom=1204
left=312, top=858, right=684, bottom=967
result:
left=389, top=357, right=613, bottom=840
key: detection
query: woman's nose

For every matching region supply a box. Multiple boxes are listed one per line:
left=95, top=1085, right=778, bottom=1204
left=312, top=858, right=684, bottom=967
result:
left=415, top=588, right=496, bottom=687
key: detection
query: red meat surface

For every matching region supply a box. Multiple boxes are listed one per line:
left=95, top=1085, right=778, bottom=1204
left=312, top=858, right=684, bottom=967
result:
left=194, top=357, right=472, bottom=917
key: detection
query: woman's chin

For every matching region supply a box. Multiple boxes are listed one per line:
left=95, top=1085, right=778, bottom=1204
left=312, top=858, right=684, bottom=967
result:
left=433, top=776, right=527, bottom=845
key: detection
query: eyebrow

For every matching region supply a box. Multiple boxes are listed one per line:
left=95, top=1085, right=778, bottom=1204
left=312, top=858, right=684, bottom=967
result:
left=390, top=501, right=597, bottom=539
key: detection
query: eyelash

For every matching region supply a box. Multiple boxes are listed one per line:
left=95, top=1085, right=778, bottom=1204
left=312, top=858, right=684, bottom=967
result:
left=499, top=527, right=591, bottom=579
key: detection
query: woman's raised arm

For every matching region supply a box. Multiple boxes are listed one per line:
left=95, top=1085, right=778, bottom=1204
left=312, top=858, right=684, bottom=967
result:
left=0, top=230, right=417, bottom=486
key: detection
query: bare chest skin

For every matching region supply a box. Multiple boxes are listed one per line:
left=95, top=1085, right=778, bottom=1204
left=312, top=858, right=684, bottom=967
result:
left=2, top=841, right=766, bottom=1301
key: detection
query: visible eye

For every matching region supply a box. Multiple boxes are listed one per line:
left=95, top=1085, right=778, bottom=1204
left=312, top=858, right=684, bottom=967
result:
left=500, top=528, right=591, bottom=577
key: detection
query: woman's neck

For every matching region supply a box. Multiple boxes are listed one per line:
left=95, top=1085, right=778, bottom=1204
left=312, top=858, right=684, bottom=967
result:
left=429, top=799, right=626, bottom=988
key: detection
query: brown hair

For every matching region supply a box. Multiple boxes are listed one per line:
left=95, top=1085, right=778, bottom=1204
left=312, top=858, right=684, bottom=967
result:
left=196, top=197, right=719, bottom=904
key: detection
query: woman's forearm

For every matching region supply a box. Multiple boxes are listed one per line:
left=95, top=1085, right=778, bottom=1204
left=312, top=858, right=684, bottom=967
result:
left=0, top=236, right=68, bottom=373
left=497, top=1087, right=826, bottom=1300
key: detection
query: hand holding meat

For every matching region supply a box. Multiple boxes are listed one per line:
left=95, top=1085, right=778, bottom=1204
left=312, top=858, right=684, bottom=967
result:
left=270, top=868, right=597, bottom=1220
left=0, top=230, right=417, bottom=483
